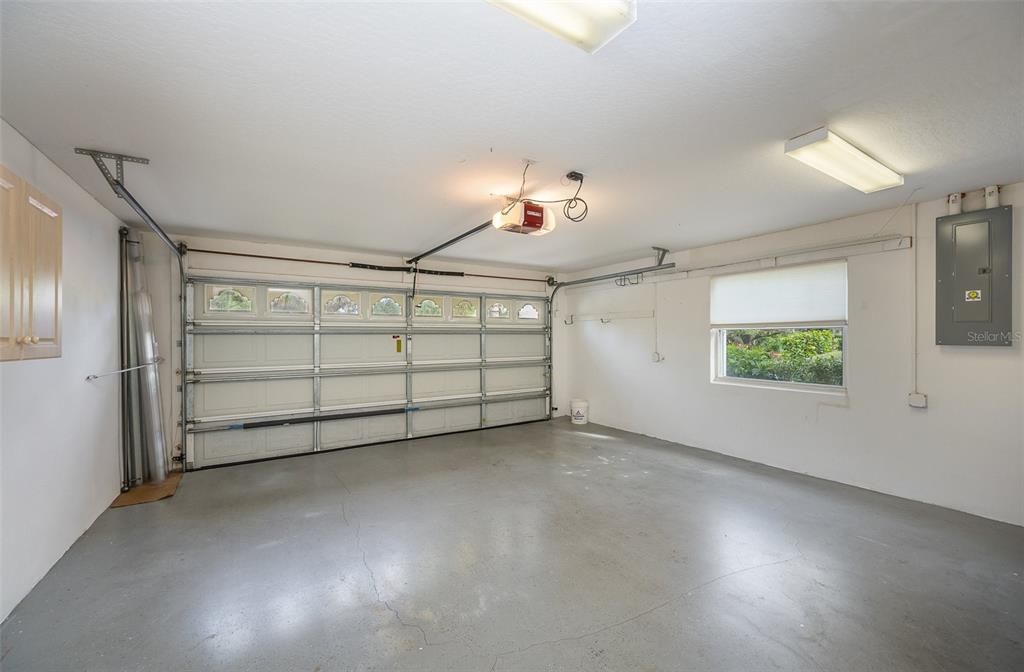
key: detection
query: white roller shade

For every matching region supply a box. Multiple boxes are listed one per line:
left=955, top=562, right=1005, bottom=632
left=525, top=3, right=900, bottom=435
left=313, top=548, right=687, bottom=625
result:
left=710, top=260, right=847, bottom=326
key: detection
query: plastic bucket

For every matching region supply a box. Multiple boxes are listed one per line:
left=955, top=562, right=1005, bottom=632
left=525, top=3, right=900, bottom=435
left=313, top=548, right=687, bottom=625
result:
left=570, top=399, right=589, bottom=425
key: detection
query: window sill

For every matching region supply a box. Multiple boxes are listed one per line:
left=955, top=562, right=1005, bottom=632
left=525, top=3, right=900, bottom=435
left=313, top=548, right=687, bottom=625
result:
left=711, top=377, right=848, bottom=397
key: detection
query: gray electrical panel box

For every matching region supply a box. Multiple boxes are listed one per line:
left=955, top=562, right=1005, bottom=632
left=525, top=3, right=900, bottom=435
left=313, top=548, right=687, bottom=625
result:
left=936, top=205, right=1012, bottom=346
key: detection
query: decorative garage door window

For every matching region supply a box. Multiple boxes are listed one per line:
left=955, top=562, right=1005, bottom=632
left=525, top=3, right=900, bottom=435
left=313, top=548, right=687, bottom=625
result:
left=371, top=294, right=404, bottom=317
left=207, top=286, right=254, bottom=313
left=452, top=297, right=479, bottom=319
left=323, top=292, right=360, bottom=316
left=518, top=303, right=540, bottom=320
left=268, top=288, right=312, bottom=314
left=488, top=302, right=510, bottom=319
left=414, top=296, right=443, bottom=317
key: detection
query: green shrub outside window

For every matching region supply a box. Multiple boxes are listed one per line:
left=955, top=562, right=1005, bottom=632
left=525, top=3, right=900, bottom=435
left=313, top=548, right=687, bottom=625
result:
left=724, top=327, right=843, bottom=387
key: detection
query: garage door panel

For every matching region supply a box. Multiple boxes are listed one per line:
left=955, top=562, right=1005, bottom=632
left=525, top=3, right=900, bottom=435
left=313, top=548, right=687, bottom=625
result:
left=411, top=405, right=480, bottom=436
left=321, top=414, right=407, bottom=449
left=188, top=279, right=549, bottom=468
left=321, top=374, right=406, bottom=408
left=486, top=333, right=545, bottom=359
left=193, top=425, right=314, bottom=466
left=265, top=336, right=314, bottom=365
left=486, top=366, right=546, bottom=394
left=412, top=370, right=480, bottom=400
left=194, top=334, right=313, bottom=370
left=194, top=378, right=313, bottom=419
left=321, top=333, right=404, bottom=366
left=485, top=398, right=547, bottom=426
left=411, top=334, right=479, bottom=362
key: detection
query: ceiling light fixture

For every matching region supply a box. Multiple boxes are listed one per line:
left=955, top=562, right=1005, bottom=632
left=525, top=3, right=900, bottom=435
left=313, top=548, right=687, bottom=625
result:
left=488, top=0, right=637, bottom=53
left=785, top=127, right=904, bottom=194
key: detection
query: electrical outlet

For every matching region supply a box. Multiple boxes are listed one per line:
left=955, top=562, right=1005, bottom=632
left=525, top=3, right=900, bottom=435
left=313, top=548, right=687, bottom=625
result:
left=908, top=392, right=928, bottom=408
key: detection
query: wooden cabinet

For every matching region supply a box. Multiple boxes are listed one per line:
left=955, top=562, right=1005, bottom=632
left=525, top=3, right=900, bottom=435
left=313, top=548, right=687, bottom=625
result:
left=1, top=166, right=20, bottom=359
left=0, top=165, right=62, bottom=361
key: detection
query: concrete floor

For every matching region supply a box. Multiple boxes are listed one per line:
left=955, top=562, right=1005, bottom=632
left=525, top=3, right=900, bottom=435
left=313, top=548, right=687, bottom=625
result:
left=3, top=420, right=1023, bottom=671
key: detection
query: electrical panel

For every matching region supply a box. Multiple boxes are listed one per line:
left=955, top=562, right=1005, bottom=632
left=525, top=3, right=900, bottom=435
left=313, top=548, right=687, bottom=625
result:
left=935, top=205, right=1012, bottom=346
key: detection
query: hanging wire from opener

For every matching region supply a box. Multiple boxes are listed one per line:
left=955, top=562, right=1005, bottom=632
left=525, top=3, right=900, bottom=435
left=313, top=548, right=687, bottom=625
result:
left=501, top=162, right=589, bottom=223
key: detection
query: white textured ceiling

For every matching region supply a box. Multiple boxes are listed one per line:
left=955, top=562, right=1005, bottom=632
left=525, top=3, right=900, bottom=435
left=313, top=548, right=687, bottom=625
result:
left=2, top=1, right=1022, bottom=271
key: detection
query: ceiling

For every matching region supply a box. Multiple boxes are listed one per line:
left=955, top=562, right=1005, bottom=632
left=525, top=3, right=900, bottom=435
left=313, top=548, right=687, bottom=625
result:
left=2, top=2, right=1021, bottom=272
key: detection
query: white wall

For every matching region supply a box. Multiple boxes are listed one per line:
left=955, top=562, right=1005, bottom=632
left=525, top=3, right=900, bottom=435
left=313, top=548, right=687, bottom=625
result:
left=555, top=183, right=1023, bottom=526
left=0, top=121, right=122, bottom=620
left=141, top=234, right=551, bottom=464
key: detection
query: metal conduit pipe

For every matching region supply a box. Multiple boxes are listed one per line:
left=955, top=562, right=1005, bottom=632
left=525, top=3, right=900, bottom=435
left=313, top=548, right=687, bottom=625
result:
left=546, top=261, right=677, bottom=415
left=178, top=244, right=188, bottom=468
left=118, top=229, right=132, bottom=491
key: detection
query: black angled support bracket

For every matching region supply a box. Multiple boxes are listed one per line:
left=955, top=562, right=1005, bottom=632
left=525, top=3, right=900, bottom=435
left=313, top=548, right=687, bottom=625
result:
left=653, top=246, right=669, bottom=265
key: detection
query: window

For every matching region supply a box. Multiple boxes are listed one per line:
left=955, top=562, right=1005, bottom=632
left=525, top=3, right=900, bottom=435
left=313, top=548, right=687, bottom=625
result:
left=451, top=298, right=479, bottom=319
left=517, top=303, right=540, bottom=320
left=711, top=261, right=847, bottom=390
left=323, top=292, right=360, bottom=316
left=487, top=302, right=510, bottom=319
left=370, top=294, right=404, bottom=317
left=268, top=288, right=312, bottom=314
left=720, top=327, right=844, bottom=386
left=413, top=296, right=443, bottom=317
left=207, top=286, right=254, bottom=313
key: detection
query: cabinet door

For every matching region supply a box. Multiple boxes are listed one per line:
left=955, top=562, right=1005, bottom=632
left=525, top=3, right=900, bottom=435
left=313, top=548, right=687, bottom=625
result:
left=22, top=183, right=62, bottom=359
left=0, top=166, right=23, bottom=361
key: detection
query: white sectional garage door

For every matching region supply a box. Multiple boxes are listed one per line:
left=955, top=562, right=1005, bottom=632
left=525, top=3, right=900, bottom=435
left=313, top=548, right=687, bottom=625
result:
left=184, top=278, right=550, bottom=468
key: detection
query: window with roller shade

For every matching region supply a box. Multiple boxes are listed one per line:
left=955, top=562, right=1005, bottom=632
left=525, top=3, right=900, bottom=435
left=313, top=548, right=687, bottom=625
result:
left=710, top=261, right=847, bottom=389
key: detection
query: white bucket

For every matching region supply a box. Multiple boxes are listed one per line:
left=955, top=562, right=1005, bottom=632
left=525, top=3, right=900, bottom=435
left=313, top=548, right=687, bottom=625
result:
left=570, top=399, right=589, bottom=425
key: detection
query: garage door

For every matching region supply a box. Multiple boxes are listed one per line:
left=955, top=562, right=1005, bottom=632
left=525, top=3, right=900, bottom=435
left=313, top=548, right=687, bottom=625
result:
left=184, top=278, right=550, bottom=468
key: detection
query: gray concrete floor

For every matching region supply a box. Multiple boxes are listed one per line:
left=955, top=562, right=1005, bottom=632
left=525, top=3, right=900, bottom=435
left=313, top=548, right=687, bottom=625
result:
left=3, top=419, right=1023, bottom=671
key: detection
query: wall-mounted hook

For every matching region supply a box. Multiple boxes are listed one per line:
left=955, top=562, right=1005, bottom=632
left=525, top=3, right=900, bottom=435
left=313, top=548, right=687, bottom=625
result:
left=600, top=318, right=611, bottom=324
left=563, top=314, right=575, bottom=325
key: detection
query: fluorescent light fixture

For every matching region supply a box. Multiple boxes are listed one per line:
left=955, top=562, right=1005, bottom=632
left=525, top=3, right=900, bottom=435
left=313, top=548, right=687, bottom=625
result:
left=785, top=127, right=904, bottom=194
left=488, top=0, right=637, bottom=53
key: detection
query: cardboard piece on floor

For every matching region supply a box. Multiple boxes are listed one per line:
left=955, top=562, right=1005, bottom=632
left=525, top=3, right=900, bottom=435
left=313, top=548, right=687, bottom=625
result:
left=111, top=472, right=183, bottom=508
